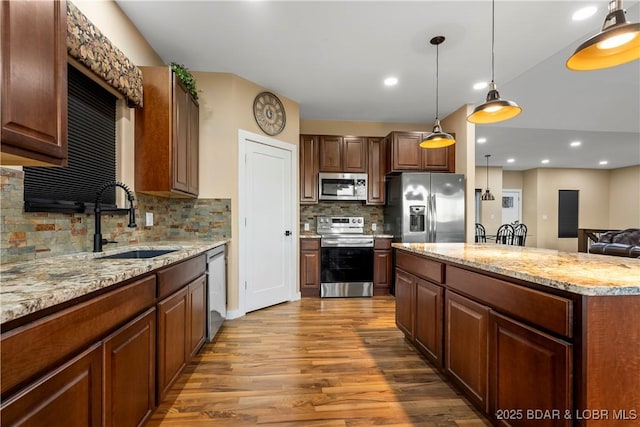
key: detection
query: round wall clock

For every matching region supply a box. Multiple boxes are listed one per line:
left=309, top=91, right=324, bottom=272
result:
left=253, top=91, right=286, bottom=136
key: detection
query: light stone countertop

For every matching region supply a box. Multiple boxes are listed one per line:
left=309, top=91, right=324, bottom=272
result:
left=393, top=243, right=640, bottom=296
left=0, top=240, right=229, bottom=324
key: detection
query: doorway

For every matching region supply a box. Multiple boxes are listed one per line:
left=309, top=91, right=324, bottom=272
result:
left=502, top=189, right=522, bottom=225
left=238, top=130, right=298, bottom=315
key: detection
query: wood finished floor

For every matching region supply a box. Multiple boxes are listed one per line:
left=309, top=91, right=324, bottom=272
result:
left=148, top=296, right=491, bottom=426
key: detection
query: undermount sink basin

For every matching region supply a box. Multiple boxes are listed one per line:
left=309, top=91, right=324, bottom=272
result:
left=98, top=249, right=178, bottom=259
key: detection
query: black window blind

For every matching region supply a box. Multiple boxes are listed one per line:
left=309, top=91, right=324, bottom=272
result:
left=24, top=65, right=117, bottom=213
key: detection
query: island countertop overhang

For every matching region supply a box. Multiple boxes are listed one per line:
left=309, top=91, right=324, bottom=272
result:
left=392, top=243, right=640, bottom=296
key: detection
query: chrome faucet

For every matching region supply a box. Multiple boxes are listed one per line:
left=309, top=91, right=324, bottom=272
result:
left=93, top=181, right=137, bottom=252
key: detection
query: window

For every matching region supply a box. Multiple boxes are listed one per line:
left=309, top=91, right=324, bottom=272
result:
left=24, top=65, right=117, bottom=213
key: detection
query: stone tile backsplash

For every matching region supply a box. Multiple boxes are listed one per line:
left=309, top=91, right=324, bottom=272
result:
left=300, top=202, right=384, bottom=234
left=0, top=167, right=231, bottom=264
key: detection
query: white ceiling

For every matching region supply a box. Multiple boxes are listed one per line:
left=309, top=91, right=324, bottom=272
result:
left=116, top=0, right=640, bottom=171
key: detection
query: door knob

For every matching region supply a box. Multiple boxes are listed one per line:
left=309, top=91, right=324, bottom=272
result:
left=284, top=230, right=292, bottom=236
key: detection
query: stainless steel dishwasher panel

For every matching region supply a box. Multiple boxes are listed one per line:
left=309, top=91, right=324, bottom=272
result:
left=206, top=245, right=226, bottom=341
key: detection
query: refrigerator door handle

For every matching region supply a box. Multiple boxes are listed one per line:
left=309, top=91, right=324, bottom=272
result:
left=428, top=193, right=434, bottom=241
left=432, top=194, right=437, bottom=241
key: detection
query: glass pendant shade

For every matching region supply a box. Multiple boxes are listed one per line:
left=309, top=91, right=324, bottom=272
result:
left=467, top=82, right=522, bottom=124
left=566, top=6, right=640, bottom=71
left=420, top=119, right=456, bottom=148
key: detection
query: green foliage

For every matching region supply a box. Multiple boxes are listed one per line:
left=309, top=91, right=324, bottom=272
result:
left=170, top=62, right=198, bottom=101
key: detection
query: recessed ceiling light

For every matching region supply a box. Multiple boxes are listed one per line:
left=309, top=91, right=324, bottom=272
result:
left=570, top=141, right=582, bottom=147
left=384, top=77, right=398, bottom=86
left=599, top=160, right=609, bottom=165
left=572, top=6, right=597, bottom=21
left=473, top=82, right=488, bottom=90
left=477, top=137, right=487, bottom=143
left=507, top=158, right=515, bottom=163
left=541, top=159, right=550, bottom=164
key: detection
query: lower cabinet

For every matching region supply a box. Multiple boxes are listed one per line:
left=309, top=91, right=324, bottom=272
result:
left=445, top=291, right=489, bottom=410
left=0, top=343, right=103, bottom=427
left=489, top=312, right=572, bottom=427
left=373, top=237, right=392, bottom=295
left=103, top=308, right=156, bottom=427
left=188, top=275, right=207, bottom=358
left=300, top=238, right=320, bottom=297
left=394, top=269, right=414, bottom=339
left=414, top=277, right=443, bottom=368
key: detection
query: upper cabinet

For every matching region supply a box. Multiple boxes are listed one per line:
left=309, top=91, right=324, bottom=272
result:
left=319, top=136, right=366, bottom=173
left=300, top=134, right=319, bottom=204
left=135, top=67, right=199, bottom=198
left=386, top=131, right=455, bottom=173
left=1, top=0, right=68, bottom=166
left=367, top=137, right=386, bottom=205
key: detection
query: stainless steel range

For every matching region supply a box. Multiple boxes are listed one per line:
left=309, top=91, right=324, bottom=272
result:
left=317, top=216, right=374, bottom=298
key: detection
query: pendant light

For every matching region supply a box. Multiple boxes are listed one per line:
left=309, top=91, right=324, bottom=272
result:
left=467, top=0, right=522, bottom=124
left=420, top=36, right=455, bottom=149
left=481, top=154, right=495, bottom=201
left=567, top=0, right=640, bottom=71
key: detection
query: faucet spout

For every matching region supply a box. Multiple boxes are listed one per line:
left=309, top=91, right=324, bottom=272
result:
left=94, top=181, right=137, bottom=252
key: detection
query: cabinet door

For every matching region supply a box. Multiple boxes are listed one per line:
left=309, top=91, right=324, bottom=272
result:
left=299, top=135, right=319, bottom=204
left=489, top=312, right=572, bottom=427
left=188, top=275, right=207, bottom=358
left=300, top=238, right=320, bottom=297
left=187, top=95, right=199, bottom=195
left=395, top=269, right=415, bottom=339
left=445, top=291, right=489, bottom=410
left=172, top=78, right=190, bottom=193
left=157, top=286, right=189, bottom=402
left=0, top=343, right=102, bottom=427
left=367, top=137, right=386, bottom=205
left=414, top=277, right=443, bottom=367
left=390, top=132, right=422, bottom=171
left=103, top=308, right=156, bottom=427
left=343, top=136, right=366, bottom=172
left=319, top=136, right=343, bottom=172
left=1, top=0, right=67, bottom=166
left=373, top=250, right=392, bottom=295
left=421, top=135, right=454, bottom=172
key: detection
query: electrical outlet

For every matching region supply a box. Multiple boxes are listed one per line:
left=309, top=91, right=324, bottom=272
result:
left=145, top=212, right=154, bottom=227
left=371, top=223, right=377, bottom=231
left=304, top=223, right=310, bottom=231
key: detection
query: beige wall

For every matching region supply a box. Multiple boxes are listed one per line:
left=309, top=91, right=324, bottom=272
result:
left=522, top=169, right=539, bottom=247
left=609, top=165, right=640, bottom=228
left=503, top=170, right=523, bottom=189
left=300, top=120, right=428, bottom=136
left=194, top=72, right=300, bottom=312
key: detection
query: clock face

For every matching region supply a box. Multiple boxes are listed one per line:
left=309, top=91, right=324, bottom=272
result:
left=253, top=92, right=286, bottom=136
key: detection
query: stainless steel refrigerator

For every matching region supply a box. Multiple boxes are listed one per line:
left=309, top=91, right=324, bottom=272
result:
left=384, top=173, right=465, bottom=243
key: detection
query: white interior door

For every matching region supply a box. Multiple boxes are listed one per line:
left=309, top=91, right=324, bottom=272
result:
left=243, top=137, right=294, bottom=313
left=502, top=189, right=522, bottom=225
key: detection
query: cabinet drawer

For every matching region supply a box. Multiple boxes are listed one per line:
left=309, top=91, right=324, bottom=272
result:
left=157, top=254, right=206, bottom=299
left=396, top=251, right=444, bottom=284
left=300, top=238, right=320, bottom=250
left=1, top=275, right=156, bottom=397
left=447, top=266, right=573, bottom=338
left=374, top=238, right=392, bottom=249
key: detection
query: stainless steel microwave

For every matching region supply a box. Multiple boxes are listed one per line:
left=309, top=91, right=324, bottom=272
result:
left=318, top=173, right=367, bottom=201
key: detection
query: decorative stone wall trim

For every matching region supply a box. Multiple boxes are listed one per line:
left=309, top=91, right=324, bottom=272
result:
left=67, top=1, right=143, bottom=107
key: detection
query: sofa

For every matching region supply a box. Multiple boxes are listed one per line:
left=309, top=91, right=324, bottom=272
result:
left=588, top=228, right=640, bottom=258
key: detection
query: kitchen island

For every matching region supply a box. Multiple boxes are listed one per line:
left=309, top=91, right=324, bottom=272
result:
left=0, top=239, right=228, bottom=426
left=393, top=243, right=640, bottom=427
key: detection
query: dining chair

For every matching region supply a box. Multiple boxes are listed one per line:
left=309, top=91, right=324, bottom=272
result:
left=495, top=224, right=515, bottom=245
left=513, top=223, right=528, bottom=246
left=475, top=223, right=487, bottom=243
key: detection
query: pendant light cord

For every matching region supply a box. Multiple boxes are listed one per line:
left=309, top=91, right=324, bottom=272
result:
left=435, top=42, right=440, bottom=119
left=491, top=0, right=495, bottom=83
left=486, top=155, right=490, bottom=189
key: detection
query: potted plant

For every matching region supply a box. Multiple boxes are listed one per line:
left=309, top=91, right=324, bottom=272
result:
left=170, top=62, right=198, bottom=101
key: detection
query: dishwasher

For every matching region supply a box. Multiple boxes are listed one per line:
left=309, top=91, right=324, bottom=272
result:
left=206, top=245, right=226, bottom=341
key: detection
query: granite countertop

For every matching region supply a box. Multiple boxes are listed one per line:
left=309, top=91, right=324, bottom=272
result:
left=0, top=239, right=229, bottom=324
left=393, top=243, right=640, bottom=296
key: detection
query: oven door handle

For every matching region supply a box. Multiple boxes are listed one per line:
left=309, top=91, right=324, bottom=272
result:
left=321, top=239, right=374, bottom=248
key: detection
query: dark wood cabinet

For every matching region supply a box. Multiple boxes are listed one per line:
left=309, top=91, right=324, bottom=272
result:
left=157, top=286, right=189, bottom=402
left=0, top=343, right=102, bottom=427
left=367, top=137, right=386, bottom=205
left=394, top=269, right=415, bottom=339
left=135, top=67, right=199, bottom=197
left=373, top=238, right=392, bottom=295
left=445, top=291, right=489, bottom=410
left=319, top=135, right=366, bottom=173
left=489, top=312, right=572, bottom=427
left=300, top=135, right=319, bottom=204
left=103, top=308, right=156, bottom=427
left=188, top=275, right=207, bottom=358
left=414, top=277, right=443, bottom=368
left=300, top=238, right=321, bottom=297
left=1, top=0, right=68, bottom=166
left=387, top=131, right=454, bottom=173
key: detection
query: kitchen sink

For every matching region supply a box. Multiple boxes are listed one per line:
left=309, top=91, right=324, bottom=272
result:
left=98, top=249, right=178, bottom=259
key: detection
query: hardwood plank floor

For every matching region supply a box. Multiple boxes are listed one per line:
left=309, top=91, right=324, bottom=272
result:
left=148, top=296, right=491, bottom=426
